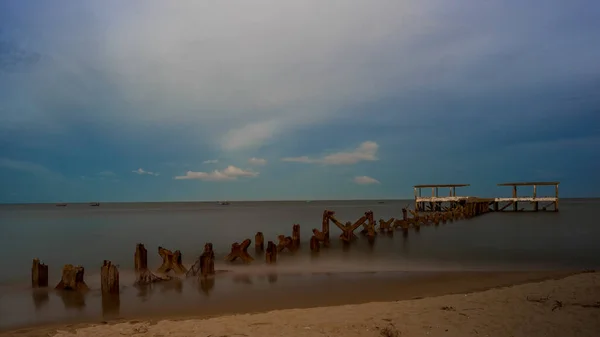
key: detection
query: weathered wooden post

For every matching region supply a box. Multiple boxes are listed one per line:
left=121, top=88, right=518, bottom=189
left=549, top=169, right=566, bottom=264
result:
left=101, top=260, right=119, bottom=295
left=201, top=243, right=215, bottom=276
left=322, top=210, right=332, bottom=246
left=55, top=264, right=89, bottom=291
left=309, top=235, right=320, bottom=252
left=32, top=258, right=48, bottom=288
left=157, top=246, right=188, bottom=275
left=292, top=224, right=300, bottom=249
left=225, top=239, right=254, bottom=263
left=255, top=232, right=265, bottom=252
left=186, top=243, right=215, bottom=277
left=135, top=243, right=167, bottom=285
left=101, top=260, right=120, bottom=318
left=266, top=241, right=277, bottom=264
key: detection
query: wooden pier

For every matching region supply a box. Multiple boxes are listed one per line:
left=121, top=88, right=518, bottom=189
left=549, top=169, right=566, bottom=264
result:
left=413, top=184, right=491, bottom=213
left=494, top=182, right=559, bottom=212
left=415, top=182, right=560, bottom=213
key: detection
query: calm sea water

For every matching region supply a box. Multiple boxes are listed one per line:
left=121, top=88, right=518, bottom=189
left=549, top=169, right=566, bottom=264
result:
left=0, top=199, right=599, bottom=329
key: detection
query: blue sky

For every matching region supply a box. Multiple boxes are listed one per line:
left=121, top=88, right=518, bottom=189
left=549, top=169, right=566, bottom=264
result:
left=1, top=0, right=599, bottom=203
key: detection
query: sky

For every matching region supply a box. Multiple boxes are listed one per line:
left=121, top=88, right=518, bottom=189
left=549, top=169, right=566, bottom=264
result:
left=0, top=0, right=599, bottom=203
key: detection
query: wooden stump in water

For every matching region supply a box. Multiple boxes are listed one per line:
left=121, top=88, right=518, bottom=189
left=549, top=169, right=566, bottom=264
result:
left=225, top=239, right=254, bottom=263
left=265, top=241, right=277, bottom=264
left=378, top=218, right=394, bottom=234
left=101, top=260, right=119, bottom=295
left=157, top=246, right=188, bottom=275
left=309, top=235, right=320, bottom=252
left=292, top=224, right=300, bottom=249
left=277, top=235, right=296, bottom=252
left=55, top=264, right=89, bottom=291
left=255, top=232, right=265, bottom=252
left=187, top=243, right=215, bottom=277
left=312, top=228, right=329, bottom=247
left=200, top=243, right=215, bottom=276
left=134, top=243, right=168, bottom=285
left=32, top=258, right=48, bottom=288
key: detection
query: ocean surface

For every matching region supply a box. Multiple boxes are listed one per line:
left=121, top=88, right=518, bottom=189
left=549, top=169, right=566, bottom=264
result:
left=0, top=199, right=599, bottom=330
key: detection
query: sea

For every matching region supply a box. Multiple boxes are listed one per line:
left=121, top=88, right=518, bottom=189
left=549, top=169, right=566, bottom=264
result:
left=0, top=199, right=599, bottom=330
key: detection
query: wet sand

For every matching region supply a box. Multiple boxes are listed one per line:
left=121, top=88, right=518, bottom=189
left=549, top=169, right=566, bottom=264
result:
left=0, top=269, right=590, bottom=336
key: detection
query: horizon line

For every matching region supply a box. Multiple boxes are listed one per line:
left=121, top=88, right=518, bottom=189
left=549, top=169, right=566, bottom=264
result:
left=2, top=196, right=599, bottom=206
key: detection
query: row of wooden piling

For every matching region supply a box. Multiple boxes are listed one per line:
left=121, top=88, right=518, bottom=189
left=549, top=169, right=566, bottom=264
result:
left=31, top=204, right=482, bottom=300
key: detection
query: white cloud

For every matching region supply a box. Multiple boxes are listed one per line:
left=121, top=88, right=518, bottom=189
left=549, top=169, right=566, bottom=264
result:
left=248, top=157, right=267, bottom=166
left=203, top=159, right=219, bottom=164
left=174, top=165, right=259, bottom=181
left=221, top=120, right=280, bottom=151
left=132, top=168, right=159, bottom=176
left=353, top=176, right=380, bottom=185
left=281, top=141, right=379, bottom=165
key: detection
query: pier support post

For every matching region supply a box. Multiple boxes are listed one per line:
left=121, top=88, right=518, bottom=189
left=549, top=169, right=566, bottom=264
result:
left=512, top=186, right=518, bottom=212
left=554, top=184, right=559, bottom=212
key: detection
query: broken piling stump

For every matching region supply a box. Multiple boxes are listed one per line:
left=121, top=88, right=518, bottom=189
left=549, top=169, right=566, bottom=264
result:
left=100, top=260, right=119, bottom=295
left=277, top=235, right=296, bottom=252
left=32, top=258, right=48, bottom=288
left=135, top=243, right=168, bottom=285
left=225, top=239, right=254, bottom=263
left=266, top=241, right=277, bottom=264
left=201, top=243, right=215, bottom=276
left=378, top=218, right=394, bottom=234
left=187, top=243, right=216, bottom=277
left=255, top=232, right=265, bottom=252
left=101, top=260, right=120, bottom=318
left=292, top=224, right=301, bottom=249
left=157, top=246, right=188, bottom=275
left=55, top=264, right=89, bottom=292
left=310, top=235, right=320, bottom=252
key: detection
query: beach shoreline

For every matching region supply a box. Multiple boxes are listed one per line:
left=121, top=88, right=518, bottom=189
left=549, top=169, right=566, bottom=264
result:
left=1, top=269, right=595, bottom=336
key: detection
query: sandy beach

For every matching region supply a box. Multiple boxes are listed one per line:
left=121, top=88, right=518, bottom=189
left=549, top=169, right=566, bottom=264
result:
left=2, top=270, right=598, bottom=337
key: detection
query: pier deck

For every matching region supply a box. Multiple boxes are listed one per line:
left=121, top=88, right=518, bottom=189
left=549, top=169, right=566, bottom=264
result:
left=494, top=182, right=559, bottom=212
left=413, top=182, right=560, bottom=213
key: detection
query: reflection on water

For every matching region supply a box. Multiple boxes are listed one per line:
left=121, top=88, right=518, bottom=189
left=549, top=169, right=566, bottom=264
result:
left=198, top=276, right=215, bottom=296
left=32, top=289, right=49, bottom=310
left=102, top=294, right=120, bottom=319
left=58, top=290, right=86, bottom=310
left=160, top=278, right=183, bottom=295
left=233, top=274, right=252, bottom=285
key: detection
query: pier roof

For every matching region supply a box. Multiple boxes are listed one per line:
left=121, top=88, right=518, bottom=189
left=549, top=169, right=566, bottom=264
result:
left=413, top=184, right=470, bottom=188
left=497, top=182, right=560, bottom=186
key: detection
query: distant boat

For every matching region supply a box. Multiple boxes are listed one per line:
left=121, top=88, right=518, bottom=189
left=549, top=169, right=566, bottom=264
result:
left=378, top=201, right=385, bottom=204
left=218, top=201, right=230, bottom=205
left=56, top=203, right=68, bottom=207
left=89, top=202, right=100, bottom=207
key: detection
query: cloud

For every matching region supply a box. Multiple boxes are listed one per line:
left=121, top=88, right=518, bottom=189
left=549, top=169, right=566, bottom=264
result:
left=353, top=176, right=380, bottom=185
left=248, top=157, right=267, bottom=166
left=203, top=159, right=219, bottom=164
left=221, top=120, right=281, bottom=151
left=174, top=165, right=259, bottom=181
left=282, top=141, right=379, bottom=165
left=132, top=168, right=159, bottom=176
left=98, top=170, right=116, bottom=176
